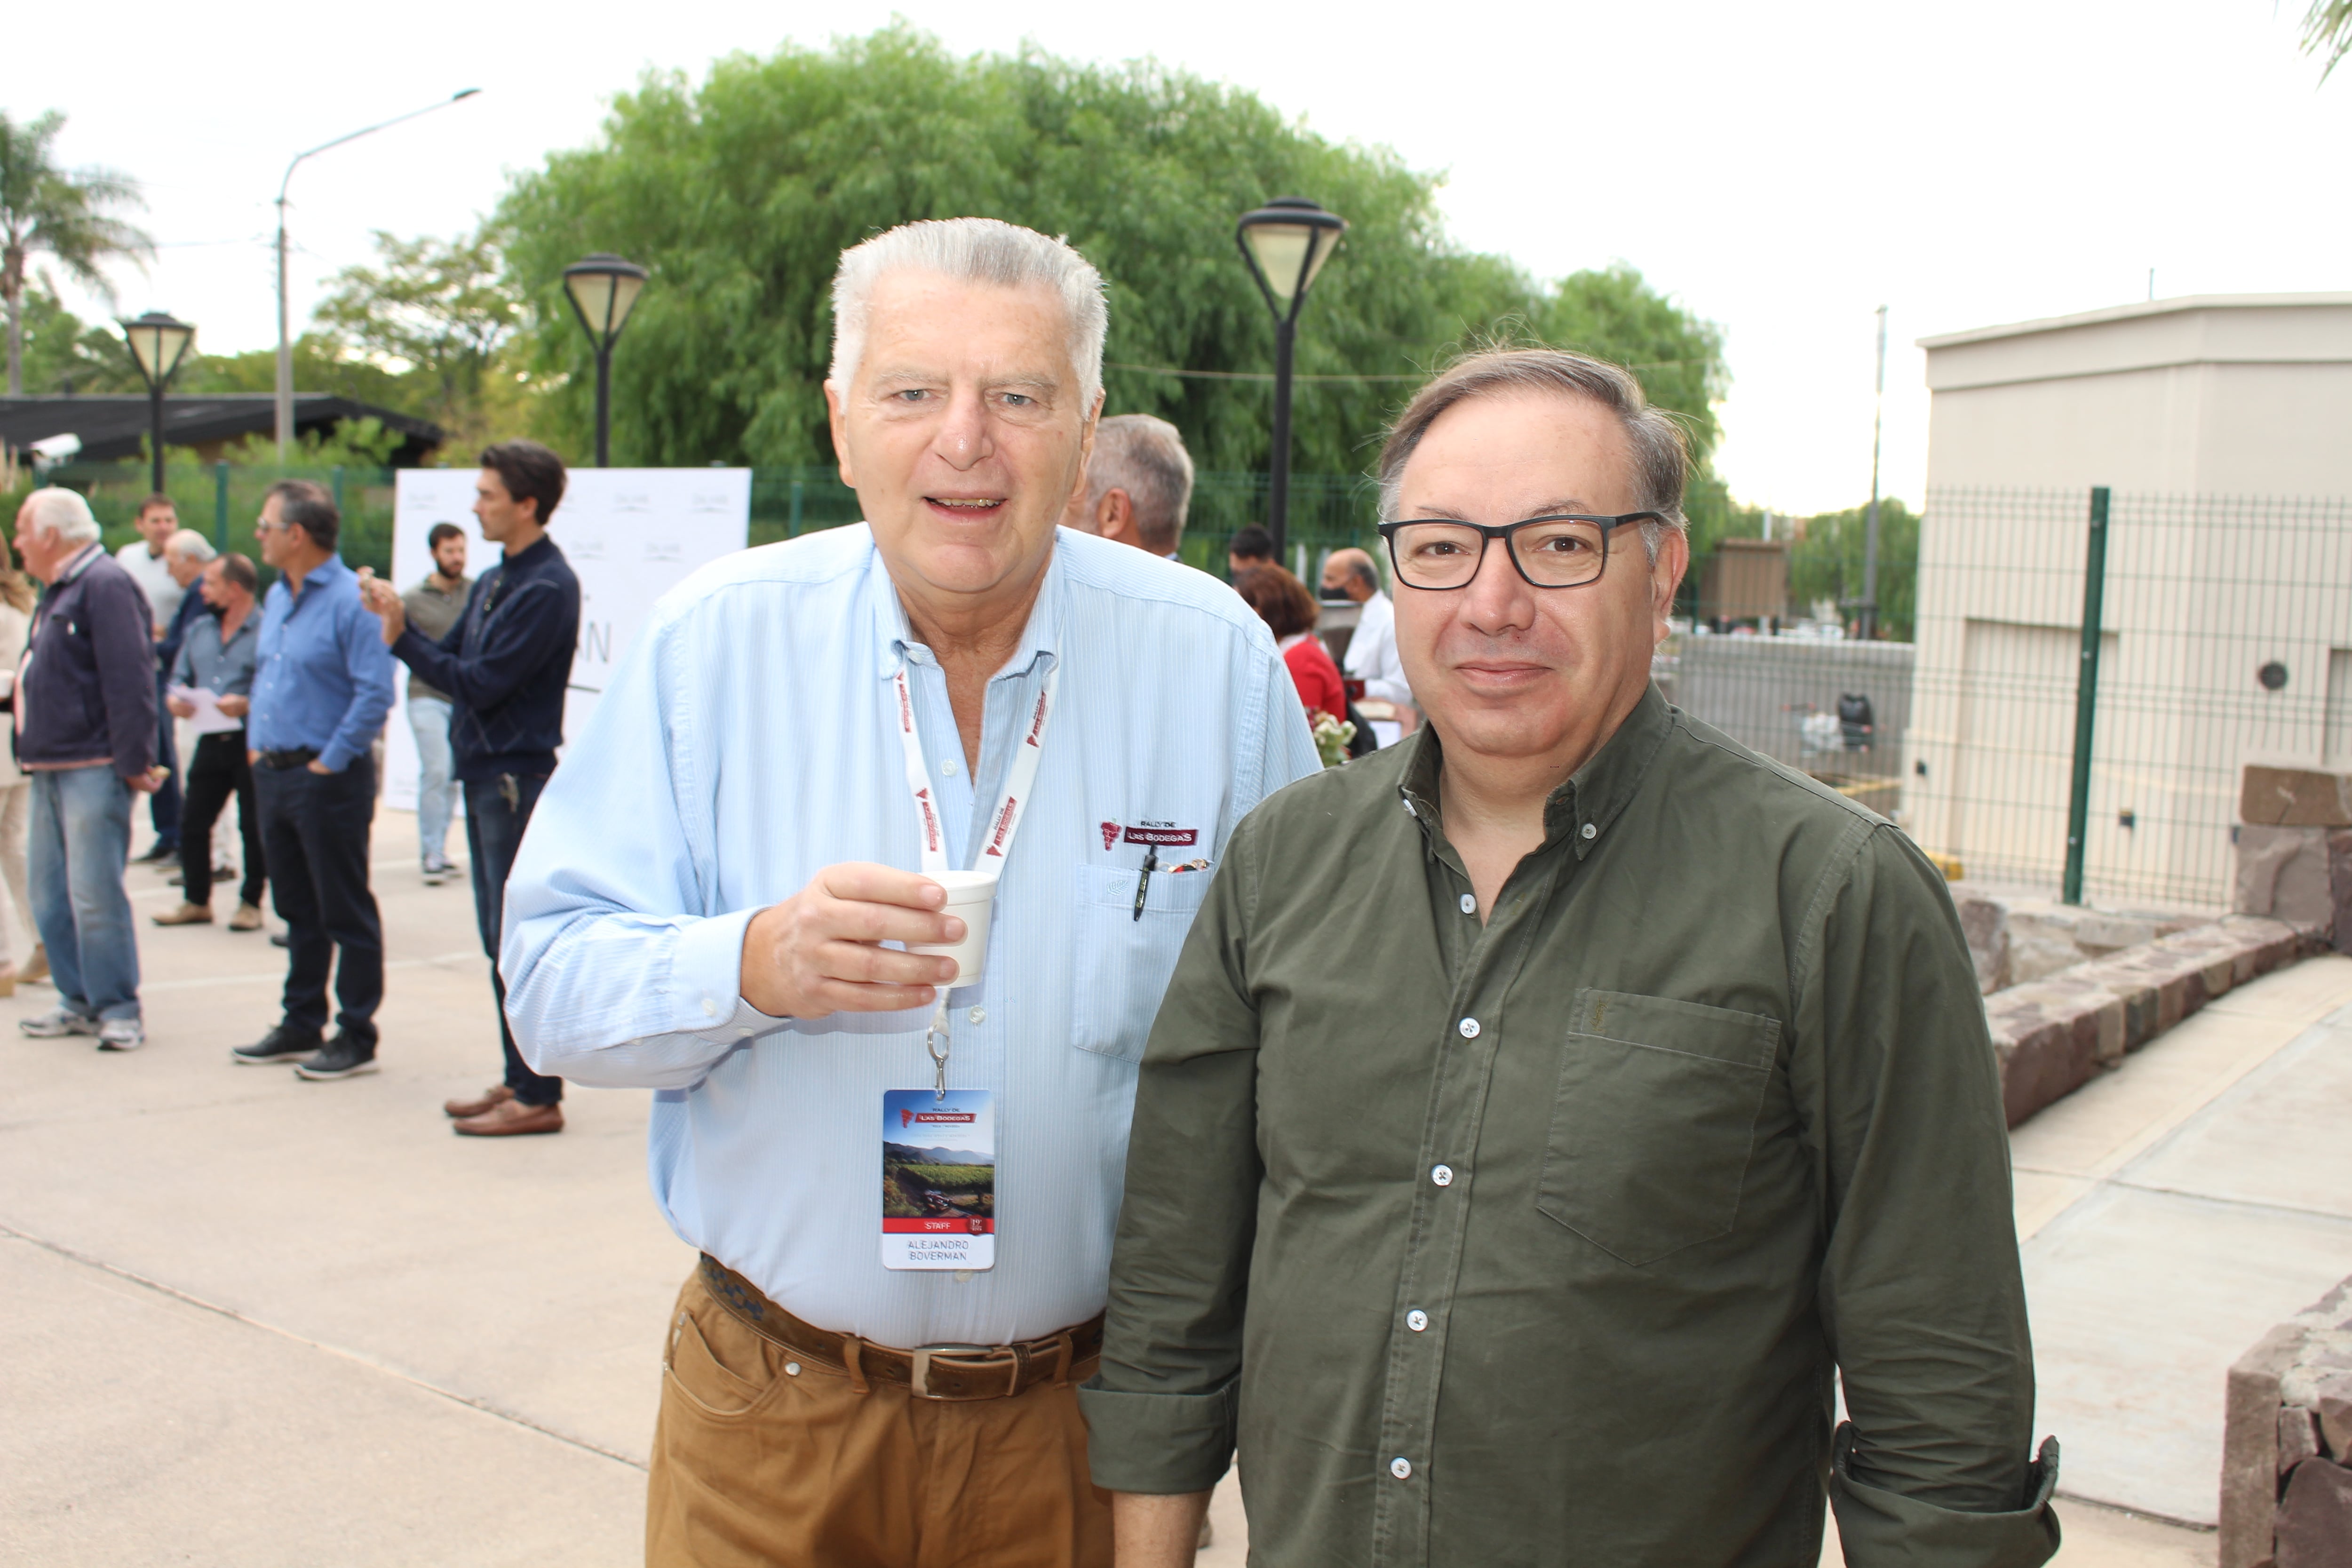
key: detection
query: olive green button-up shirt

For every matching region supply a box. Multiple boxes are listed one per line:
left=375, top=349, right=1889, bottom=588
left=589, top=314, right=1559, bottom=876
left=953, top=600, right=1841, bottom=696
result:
left=1081, top=687, right=2060, bottom=1568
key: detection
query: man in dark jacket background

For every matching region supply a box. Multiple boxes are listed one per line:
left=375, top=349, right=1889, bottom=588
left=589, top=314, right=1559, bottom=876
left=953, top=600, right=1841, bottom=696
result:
left=361, top=440, right=580, bottom=1137
left=10, top=488, right=165, bottom=1051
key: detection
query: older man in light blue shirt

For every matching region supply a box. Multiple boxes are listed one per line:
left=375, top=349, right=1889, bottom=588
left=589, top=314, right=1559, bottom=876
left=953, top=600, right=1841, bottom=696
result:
left=503, top=217, right=1318, bottom=1567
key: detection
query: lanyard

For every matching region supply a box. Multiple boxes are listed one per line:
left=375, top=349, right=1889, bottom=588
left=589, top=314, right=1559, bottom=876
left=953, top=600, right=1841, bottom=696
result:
left=890, top=654, right=1060, bottom=1093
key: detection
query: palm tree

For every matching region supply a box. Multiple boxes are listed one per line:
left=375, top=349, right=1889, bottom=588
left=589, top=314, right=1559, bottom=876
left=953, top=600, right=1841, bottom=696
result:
left=0, top=110, right=152, bottom=396
left=2309, top=0, right=2352, bottom=80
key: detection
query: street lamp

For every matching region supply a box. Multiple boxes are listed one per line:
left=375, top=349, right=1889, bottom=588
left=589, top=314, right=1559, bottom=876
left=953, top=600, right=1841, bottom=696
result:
left=562, top=253, right=650, bottom=467
left=1235, top=196, right=1347, bottom=565
left=276, top=89, right=482, bottom=461
left=121, top=311, right=196, bottom=496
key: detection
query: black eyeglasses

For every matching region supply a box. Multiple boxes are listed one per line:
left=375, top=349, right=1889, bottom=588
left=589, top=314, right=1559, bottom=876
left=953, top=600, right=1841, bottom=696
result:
left=1376, top=512, right=1662, bottom=590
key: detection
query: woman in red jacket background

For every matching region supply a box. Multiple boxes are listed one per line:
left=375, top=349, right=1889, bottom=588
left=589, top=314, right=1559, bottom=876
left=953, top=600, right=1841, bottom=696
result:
left=1232, top=564, right=1345, bottom=724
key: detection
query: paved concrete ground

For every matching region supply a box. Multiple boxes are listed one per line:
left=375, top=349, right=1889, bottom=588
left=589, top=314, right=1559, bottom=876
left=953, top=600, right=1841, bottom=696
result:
left=8, top=804, right=2344, bottom=1565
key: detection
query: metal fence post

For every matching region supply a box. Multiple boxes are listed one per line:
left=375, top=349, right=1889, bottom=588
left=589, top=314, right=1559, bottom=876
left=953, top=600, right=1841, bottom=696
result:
left=332, top=465, right=346, bottom=520
left=213, top=461, right=230, bottom=550
left=2062, top=486, right=2111, bottom=905
left=789, top=478, right=803, bottom=537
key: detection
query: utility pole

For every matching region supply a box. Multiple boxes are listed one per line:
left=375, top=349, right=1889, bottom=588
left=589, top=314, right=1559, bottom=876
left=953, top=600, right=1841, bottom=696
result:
left=1859, top=304, right=1887, bottom=640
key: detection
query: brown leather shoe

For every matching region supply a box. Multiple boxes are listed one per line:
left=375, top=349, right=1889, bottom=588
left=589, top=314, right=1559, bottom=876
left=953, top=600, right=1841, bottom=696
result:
left=443, top=1084, right=514, bottom=1119
left=152, top=902, right=214, bottom=926
left=228, top=902, right=265, bottom=932
left=454, top=1098, right=563, bottom=1137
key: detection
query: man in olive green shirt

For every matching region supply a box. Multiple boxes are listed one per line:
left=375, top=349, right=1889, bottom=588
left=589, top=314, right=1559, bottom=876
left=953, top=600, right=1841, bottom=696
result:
left=1081, top=349, right=2061, bottom=1568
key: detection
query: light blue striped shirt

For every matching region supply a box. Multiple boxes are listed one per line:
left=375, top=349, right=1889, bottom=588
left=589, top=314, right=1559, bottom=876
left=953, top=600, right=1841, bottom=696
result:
left=502, top=525, right=1319, bottom=1347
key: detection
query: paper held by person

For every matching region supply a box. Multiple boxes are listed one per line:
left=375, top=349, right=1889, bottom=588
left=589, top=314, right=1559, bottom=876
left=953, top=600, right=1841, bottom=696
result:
left=170, top=684, right=244, bottom=736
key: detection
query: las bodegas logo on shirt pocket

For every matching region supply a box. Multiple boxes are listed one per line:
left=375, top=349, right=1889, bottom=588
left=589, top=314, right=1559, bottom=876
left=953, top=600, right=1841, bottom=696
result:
left=1099, top=819, right=1200, bottom=852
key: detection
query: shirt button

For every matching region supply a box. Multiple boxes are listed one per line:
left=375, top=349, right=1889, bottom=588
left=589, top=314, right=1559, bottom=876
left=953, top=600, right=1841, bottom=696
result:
left=1457, top=1017, right=1479, bottom=1038
left=942, top=760, right=959, bottom=775
left=1406, top=1309, right=1428, bottom=1332
left=1458, top=894, right=1476, bottom=915
left=784, top=1361, right=801, bottom=1377
left=1581, top=822, right=1598, bottom=840
left=1390, top=1457, right=1414, bottom=1480
left=967, top=1006, right=986, bottom=1025
left=1431, top=1164, right=1454, bottom=1187
left=699, top=997, right=717, bottom=1018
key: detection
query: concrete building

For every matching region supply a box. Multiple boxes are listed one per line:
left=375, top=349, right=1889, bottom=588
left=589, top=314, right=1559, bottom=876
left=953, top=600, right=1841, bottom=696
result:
left=1904, top=294, right=2352, bottom=907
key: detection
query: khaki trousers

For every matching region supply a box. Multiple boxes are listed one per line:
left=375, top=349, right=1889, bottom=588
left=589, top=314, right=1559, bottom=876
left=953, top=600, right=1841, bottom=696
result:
left=646, top=1271, right=1114, bottom=1568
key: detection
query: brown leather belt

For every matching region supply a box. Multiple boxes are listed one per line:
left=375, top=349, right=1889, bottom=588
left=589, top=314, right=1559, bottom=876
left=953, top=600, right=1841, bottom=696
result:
left=697, top=1254, right=1103, bottom=1401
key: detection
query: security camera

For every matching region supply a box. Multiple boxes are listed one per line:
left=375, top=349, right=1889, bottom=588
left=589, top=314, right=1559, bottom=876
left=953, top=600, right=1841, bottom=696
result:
left=29, top=432, right=81, bottom=467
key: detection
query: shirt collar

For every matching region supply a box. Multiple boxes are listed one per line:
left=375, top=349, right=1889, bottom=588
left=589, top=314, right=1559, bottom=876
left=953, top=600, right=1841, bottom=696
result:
left=1398, top=682, right=1674, bottom=861
left=55, top=542, right=105, bottom=585
left=290, top=555, right=351, bottom=597
left=866, top=529, right=1064, bottom=685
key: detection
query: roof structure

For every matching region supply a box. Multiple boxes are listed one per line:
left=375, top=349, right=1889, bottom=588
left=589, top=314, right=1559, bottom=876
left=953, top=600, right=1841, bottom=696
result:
left=0, top=394, right=445, bottom=467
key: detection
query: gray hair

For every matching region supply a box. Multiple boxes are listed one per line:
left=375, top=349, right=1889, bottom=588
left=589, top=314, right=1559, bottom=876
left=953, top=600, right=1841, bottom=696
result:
left=1086, top=414, right=1195, bottom=553
left=166, top=528, right=216, bottom=564
left=1376, top=348, right=1691, bottom=564
left=20, top=487, right=101, bottom=546
left=828, top=218, right=1108, bottom=408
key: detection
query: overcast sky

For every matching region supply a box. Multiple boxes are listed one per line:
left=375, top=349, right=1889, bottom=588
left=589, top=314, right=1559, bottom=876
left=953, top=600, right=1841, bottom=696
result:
left=16, top=0, right=2347, bottom=513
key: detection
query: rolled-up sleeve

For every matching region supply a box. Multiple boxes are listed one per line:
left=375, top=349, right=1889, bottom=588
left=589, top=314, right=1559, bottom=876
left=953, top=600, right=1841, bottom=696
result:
left=1803, top=826, right=2062, bottom=1567
left=499, top=608, right=776, bottom=1091
left=1081, top=813, right=1268, bottom=1494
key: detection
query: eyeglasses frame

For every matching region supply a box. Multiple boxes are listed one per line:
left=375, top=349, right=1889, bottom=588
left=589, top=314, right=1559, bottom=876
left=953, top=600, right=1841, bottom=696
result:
left=1375, top=511, right=1666, bottom=591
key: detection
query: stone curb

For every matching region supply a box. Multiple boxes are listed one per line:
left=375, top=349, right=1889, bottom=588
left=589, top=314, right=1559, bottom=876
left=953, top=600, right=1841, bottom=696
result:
left=1985, top=915, right=2330, bottom=1129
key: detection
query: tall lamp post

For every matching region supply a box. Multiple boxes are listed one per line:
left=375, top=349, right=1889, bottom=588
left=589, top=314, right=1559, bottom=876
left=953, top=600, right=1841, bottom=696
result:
left=276, top=89, right=481, bottom=461
left=562, top=253, right=650, bottom=467
left=1235, top=197, right=1347, bottom=565
left=122, top=311, right=196, bottom=496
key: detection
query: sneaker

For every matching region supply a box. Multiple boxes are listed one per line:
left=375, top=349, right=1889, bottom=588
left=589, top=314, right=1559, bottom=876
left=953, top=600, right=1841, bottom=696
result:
left=233, top=1024, right=321, bottom=1066
left=228, top=902, right=265, bottom=932
left=97, top=1017, right=144, bottom=1051
left=421, top=864, right=445, bottom=887
left=294, top=1035, right=379, bottom=1081
left=152, top=901, right=214, bottom=926
left=20, top=1006, right=100, bottom=1038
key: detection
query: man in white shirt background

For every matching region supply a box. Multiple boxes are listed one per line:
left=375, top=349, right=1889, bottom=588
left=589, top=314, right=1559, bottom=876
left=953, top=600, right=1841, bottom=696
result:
left=502, top=217, right=1317, bottom=1568
left=1061, top=412, right=1195, bottom=561
left=1320, top=545, right=1416, bottom=740
left=116, top=494, right=187, bottom=863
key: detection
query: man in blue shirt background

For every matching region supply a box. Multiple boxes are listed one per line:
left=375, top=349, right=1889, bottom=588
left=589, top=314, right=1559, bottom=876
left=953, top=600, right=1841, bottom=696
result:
left=234, top=480, right=396, bottom=1081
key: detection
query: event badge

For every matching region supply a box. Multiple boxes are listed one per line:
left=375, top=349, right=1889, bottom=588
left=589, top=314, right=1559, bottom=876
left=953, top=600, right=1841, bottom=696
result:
left=881, top=1088, right=997, bottom=1271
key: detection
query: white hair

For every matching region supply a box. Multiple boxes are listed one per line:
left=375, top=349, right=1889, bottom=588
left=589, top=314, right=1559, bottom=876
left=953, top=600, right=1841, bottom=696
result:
left=828, top=218, right=1107, bottom=407
left=1087, top=414, right=1195, bottom=552
left=22, top=487, right=100, bottom=546
left=166, top=528, right=216, bottom=564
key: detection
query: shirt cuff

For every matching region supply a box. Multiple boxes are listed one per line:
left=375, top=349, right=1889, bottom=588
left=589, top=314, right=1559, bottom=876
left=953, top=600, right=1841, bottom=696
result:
left=1076, top=1378, right=1238, bottom=1495
left=667, top=905, right=764, bottom=1037
left=1828, top=1425, right=2061, bottom=1568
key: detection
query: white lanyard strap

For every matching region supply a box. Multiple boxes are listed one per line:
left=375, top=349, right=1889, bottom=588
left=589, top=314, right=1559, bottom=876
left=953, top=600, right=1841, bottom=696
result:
left=891, top=658, right=1059, bottom=877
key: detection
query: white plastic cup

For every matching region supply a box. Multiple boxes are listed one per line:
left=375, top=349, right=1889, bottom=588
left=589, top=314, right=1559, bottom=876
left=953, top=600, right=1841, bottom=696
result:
left=909, top=869, right=1000, bottom=987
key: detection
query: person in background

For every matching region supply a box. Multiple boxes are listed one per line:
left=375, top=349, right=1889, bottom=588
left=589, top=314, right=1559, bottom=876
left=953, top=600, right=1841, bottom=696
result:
left=117, top=493, right=185, bottom=865
left=234, top=480, right=396, bottom=1081
left=1062, top=414, right=1195, bottom=560
left=152, top=531, right=228, bottom=885
left=400, top=523, right=472, bottom=885
left=153, top=553, right=265, bottom=932
left=1226, top=524, right=1273, bottom=577
left=1320, top=547, right=1415, bottom=736
left=359, top=441, right=579, bottom=1138
left=11, top=488, right=164, bottom=1051
left=1232, top=563, right=1345, bottom=725
left=0, top=530, right=39, bottom=992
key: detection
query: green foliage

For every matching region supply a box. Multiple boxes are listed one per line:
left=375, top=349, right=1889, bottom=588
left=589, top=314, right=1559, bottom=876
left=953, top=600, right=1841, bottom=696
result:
left=1533, top=263, right=1728, bottom=471
left=178, top=331, right=423, bottom=412
left=494, top=26, right=1727, bottom=486
left=315, top=231, right=520, bottom=432
left=10, top=284, right=144, bottom=394
left=1787, top=498, right=1919, bottom=639
left=0, top=109, right=151, bottom=395
left=2305, top=0, right=2352, bottom=80
left=214, top=415, right=404, bottom=469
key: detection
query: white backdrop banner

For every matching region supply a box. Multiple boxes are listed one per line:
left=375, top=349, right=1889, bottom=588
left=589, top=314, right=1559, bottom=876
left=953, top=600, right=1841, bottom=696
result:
left=382, top=467, right=752, bottom=812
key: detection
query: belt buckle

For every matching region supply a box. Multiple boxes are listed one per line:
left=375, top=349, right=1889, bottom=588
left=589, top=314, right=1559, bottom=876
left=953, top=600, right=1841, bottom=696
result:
left=910, top=1344, right=1009, bottom=1399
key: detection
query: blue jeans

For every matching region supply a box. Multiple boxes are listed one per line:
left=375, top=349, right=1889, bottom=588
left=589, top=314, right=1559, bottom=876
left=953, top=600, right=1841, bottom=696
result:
left=408, top=696, right=456, bottom=866
left=28, top=765, right=139, bottom=1021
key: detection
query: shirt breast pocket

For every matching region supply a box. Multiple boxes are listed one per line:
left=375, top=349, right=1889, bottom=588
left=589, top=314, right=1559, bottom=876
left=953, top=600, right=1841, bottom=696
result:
left=1070, top=865, right=1212, bottom=1065
left=1537, top=988, right=1781, bottom=1267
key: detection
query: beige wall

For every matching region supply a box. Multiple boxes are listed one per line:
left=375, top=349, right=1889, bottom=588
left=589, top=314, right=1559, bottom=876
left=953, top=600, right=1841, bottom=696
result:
left=1906, top=295, right=2352, bottom=907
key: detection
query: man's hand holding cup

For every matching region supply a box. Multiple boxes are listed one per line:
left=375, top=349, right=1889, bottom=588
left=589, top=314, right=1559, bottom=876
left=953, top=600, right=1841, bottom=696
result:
left=740, top=862, right=969, bottom=1019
